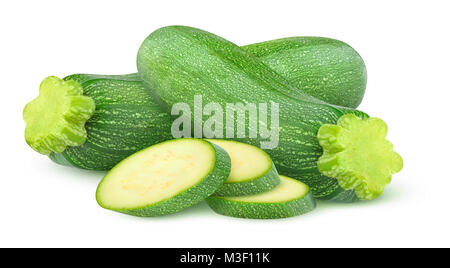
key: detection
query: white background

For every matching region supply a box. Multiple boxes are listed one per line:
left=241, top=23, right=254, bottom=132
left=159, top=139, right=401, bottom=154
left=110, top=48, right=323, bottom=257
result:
left=1, top=0, right=449, bottom=248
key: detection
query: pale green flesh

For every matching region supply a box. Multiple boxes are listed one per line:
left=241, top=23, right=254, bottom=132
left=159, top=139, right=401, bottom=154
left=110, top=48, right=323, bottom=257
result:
left=224, top=176, right=308, bottom=203
left=23, top=76, right=95, bottom=155
left=96, top=139, right=216, bottom=210
left=317, top=114, right=403, bottom=200
left=206, top=139, right=272, bottom=183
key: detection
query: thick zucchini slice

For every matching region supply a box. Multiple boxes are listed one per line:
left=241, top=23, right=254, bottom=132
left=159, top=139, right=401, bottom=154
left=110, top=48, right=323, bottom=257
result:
left=96, top=138, right=231, bottom=217
left=206, top=175, right=316, bottom=219
left=206, top=139, right=280, bottom=196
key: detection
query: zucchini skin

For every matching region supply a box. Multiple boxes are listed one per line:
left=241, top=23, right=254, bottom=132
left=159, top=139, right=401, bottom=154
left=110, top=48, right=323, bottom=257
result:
left=137, top=26, right=368, bottom=201
left=50, top=74, right=173, bottom=170
left=243, top=37, right=366, bottom=108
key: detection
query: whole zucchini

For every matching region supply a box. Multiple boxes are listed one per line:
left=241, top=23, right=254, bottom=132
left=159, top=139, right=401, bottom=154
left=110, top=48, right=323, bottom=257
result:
left=137, top=26, right=402, bottom=201
left=25, top=35, right=366, bottom=170
left=24, top=74, right=173, bottom=170
left=242, top=37, right=366, bottom=108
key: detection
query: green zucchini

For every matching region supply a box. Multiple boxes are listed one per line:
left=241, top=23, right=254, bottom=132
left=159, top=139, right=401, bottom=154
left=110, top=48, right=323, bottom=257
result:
left=206, top=175, right=316, bottom=219
left=24, top=74, right=174, bottom=170
left=243, top=37, right=366, bottom=108
left=24, top=36, right=365, bottom=170
left=96, top=138, right=231, bottom=217
left=206, top=139, right=280, bottom=197
left=137, top=26, right=402, bottom=201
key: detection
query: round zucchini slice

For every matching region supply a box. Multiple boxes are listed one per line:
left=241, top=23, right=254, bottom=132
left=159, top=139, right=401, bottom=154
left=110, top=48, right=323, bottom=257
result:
left=206, top=175, right=316, bottom=219
left=206, top=139, right=280, bottom=197
left=96, top=138, right=231, bottom=217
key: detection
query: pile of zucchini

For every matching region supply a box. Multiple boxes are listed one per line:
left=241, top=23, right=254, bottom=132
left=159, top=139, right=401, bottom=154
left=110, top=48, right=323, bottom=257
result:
left=23, top=26, right=402, bottom=219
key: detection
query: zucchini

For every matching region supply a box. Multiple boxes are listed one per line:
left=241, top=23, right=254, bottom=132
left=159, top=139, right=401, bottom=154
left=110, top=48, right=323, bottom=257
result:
left=96, top=138, right=231, bottom=217
left=206, top=175, right=316, bottom=219
left=25, top=36, right=366, bottom=170
left=24, top=74, right=173, bottom=170
left=243, top=37, right=366, bottom=108
left=206, top=139, right=280, bottom=197
left=137, top=26, right=402, bottom=201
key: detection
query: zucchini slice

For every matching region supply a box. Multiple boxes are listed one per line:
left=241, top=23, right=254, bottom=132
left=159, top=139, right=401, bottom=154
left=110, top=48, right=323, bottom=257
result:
left=206, top=175, right=316, bottom=219
left=96, top=138, right=231, bottom=217
left=206, top=139, right=280, bottom=196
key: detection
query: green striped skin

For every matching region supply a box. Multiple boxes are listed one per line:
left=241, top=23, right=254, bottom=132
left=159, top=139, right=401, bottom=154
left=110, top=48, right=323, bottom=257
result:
left=243, top=37, right=367, bottom=108
left=213, top=162, right=280, bottom=197
left=137, top=26, right=370, bottom=202
left=49, top=74, right=174, bottom=170
left=206, top=176, right=316, bottom=219
left=96, top=139, right=231, bottom=217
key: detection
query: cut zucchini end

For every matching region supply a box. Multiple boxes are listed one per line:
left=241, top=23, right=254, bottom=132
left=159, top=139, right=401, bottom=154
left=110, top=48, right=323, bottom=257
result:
left=23, top=76, right=95, bottom=155
left=317, top=114, right=403, bottom=200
